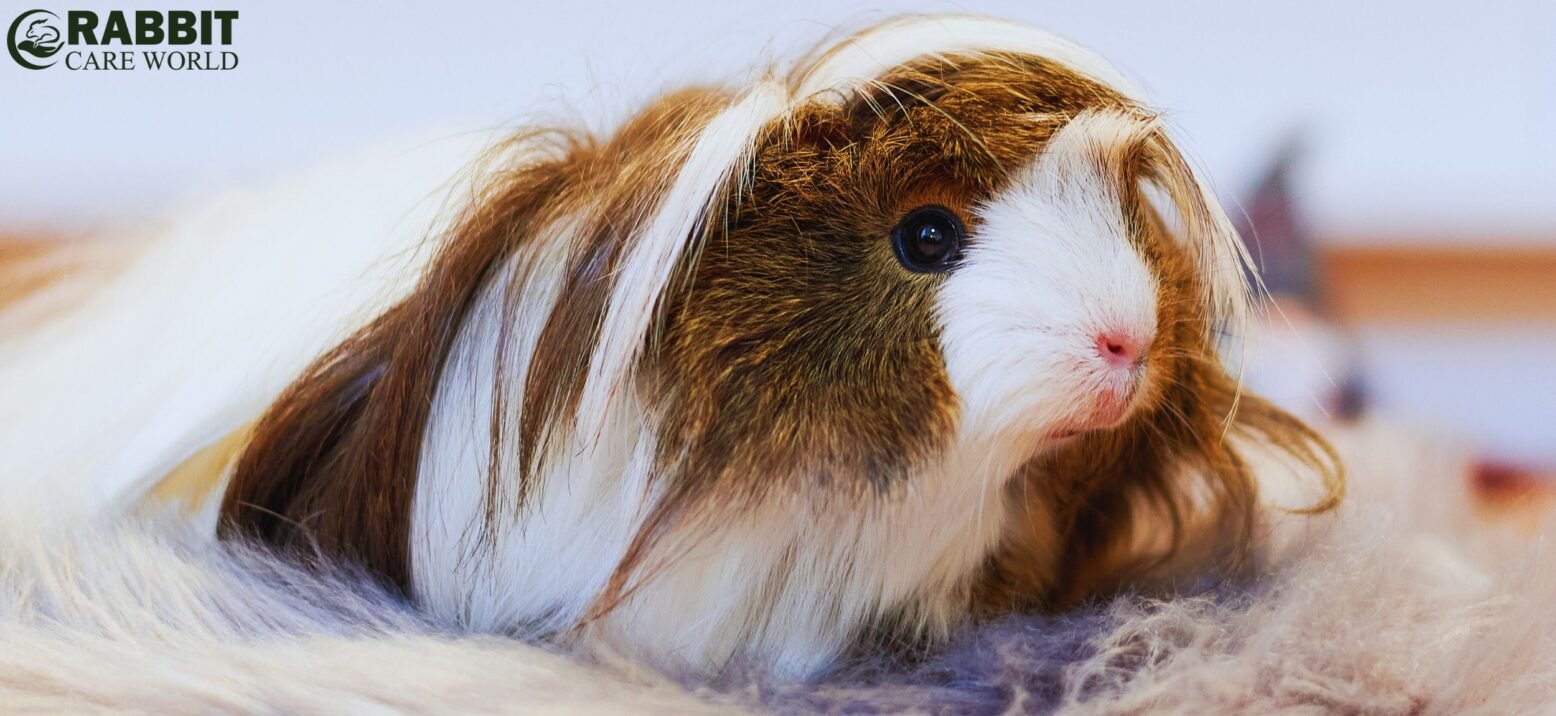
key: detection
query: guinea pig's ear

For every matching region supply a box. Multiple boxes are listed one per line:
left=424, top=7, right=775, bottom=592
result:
left=217, top=137, right=579, bottom=589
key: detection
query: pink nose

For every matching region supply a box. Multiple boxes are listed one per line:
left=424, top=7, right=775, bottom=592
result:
left=1094, top=330, right=1148, bottom=368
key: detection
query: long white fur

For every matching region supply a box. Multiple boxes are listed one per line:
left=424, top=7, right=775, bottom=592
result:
left=575, top=81, right=790, bottom=441
left=794, top=14, right=1145, bottom=101
left=0, top=131, right=504, bottom=516
left=0, top=511, right=735, bottom=715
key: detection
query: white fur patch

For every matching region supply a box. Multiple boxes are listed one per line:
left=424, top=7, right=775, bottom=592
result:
left=0, top=131, right=504, bottom=517
left=0, top=513, right=730, bottom=715
left=578, top=445, right=1018, bottom=677
left=575, top=81, right=789, bottom=441
left=795, top=15, right=1144, bottom=102
left=940, top=111, right=1159, bottom=447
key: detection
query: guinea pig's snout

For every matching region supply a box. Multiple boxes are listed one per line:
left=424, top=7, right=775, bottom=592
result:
left=1093, top=327, right=1148, bottom=369
left=1070, top=323, right=1155, bottom=432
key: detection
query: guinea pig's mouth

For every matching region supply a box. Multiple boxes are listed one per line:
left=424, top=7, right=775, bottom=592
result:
left=1043, top=372, right=1151, bottom=441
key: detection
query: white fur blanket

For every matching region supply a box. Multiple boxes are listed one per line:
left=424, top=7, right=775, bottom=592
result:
left=3, top=419, right=1551, bottom=714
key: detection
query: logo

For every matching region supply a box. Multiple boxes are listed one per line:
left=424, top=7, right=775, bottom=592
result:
left=8, top=9, right=62, bottom=69
left=7, top=9, right=239, bottom=71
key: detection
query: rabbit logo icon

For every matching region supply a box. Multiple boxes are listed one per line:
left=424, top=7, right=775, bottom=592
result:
left=9, top=10, right=63, bottom=70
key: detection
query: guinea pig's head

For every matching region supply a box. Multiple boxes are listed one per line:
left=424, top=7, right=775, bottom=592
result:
left=654, top=55, right=1291, bottom=489
left=656, top=82, right=1184, bottom=486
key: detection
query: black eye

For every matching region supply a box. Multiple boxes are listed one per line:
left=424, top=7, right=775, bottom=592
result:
left=891, top=205, right=964, bottom=273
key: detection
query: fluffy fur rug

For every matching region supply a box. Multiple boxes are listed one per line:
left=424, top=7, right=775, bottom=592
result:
left=3, top=419, right=1550, bottom=714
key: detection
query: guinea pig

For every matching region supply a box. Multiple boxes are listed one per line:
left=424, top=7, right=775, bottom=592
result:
left=185, top=15, right=1341, bottom=678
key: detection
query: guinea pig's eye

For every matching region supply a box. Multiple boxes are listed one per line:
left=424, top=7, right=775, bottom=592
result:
left=891, top=205, right=965, bottom=273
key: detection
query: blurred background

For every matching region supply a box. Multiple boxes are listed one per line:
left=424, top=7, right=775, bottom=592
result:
left=3, top=0, right=1553, bottom=472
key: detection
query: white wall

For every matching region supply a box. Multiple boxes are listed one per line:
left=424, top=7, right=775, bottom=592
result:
left=4, top=0, right=1555, bottom=238
left=1354, top=326, right=1556, bottom=465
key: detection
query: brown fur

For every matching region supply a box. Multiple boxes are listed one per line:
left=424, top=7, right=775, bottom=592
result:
left=217, top=147, right=574, bottom=582
left=218, top=88, right=734, bottom=583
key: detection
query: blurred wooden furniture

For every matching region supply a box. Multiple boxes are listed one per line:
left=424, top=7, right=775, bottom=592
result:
left=1321, top=240, right=1556, bottom=323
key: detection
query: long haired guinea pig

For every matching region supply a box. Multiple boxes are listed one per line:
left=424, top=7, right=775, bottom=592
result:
left=169, top=16, right=1337, bottom=676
